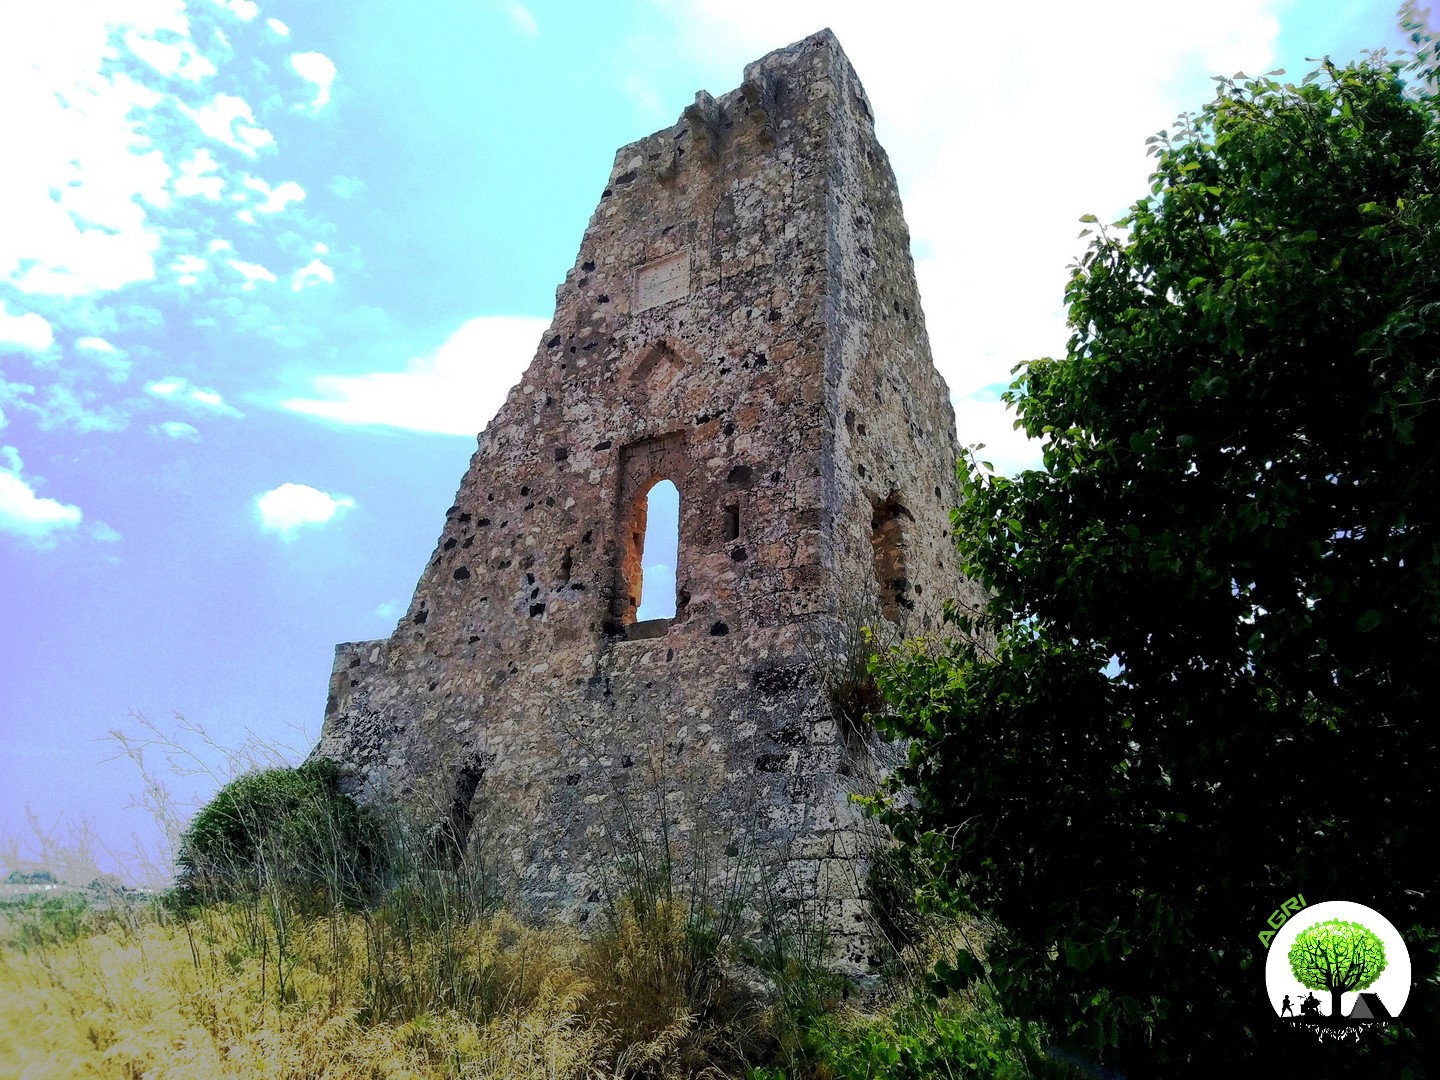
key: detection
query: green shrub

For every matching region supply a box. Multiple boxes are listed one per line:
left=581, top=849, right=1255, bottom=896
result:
left=813, top=993, right=1043, bottom=1080
left=174, top=758, right=381, bottom=909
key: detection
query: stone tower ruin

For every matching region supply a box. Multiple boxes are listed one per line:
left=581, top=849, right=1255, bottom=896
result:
left=315, top=28, right=972, bottom=971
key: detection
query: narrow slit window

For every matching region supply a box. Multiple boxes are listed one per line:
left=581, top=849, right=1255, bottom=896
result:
left=722, top=504, right=740, bottom=542
left=871, top=492, right=914, bottom=624
left=634, top=480, right=679, bottom=621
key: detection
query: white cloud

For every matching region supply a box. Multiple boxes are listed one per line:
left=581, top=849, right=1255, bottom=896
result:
left=170, top=253, right=210, bottom=287
left=0, top=377, right=36, bottom=428
left=211, top=0, right=259, bottom=22
left=0, top=379, right=126, bottom=433
left=174, top=149, right=225, bottom=200
left=0, top=446, right=83, bottom=546
left=75, top=336, right=132, bottom=381
left=0, top=303, right=55, bottom=354
left=291, top=258, right=335, bottom=291
left=145, top=376, right=243, bottom=417
left=226, top=258, right=277, bottom=289
left=255, top=482, right=356, bottom=540
left=280, top=316, right=550, bottom=435
left=289, top=52, right=337, bottom=112
left=242, top=175, right=306, bottom=214
left=154, top=420, right=201, bottom=441
left=0, top=3, right=186, bottom=298
left=34, top=384, right=128, bottom=432
left=267, top=17, right=290, bottom=37
left=90, top=520, right=123, bottom=543
left=124, top=26, right=217, bottom=82
left=183, top=92, right=276, bottom=158
left=500, top=1, right=539, bottom=36
left=373, top=602, right=397, bottom=619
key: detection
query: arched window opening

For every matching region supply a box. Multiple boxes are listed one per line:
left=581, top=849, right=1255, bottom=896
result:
left=634, top=479, right=679, bottom=621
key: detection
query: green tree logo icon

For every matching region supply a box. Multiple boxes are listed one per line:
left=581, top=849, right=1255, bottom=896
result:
left=1288, top=918, right=1388, bottom=1019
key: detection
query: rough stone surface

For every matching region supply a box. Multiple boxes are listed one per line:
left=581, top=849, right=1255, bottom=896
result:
left=313, top=28, right=981, bottom=973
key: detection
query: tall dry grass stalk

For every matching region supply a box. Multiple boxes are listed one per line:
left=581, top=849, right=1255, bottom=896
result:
left=0, top=899, right=617, bottom=1079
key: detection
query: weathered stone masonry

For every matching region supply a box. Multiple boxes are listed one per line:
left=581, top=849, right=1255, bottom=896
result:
left=314, top=29, right=981, bottom=971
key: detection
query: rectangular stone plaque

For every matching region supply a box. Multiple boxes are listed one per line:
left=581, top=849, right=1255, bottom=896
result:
left=635, top=249, right=691, bottom=311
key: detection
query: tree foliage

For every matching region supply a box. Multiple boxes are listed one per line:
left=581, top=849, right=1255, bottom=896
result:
left=873, top=42, right=1440, bottom=1073
left=1290, top=918, right=1388, bottom=1019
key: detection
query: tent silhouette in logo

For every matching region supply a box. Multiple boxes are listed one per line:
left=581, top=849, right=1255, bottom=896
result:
left=1348, top=993, right=1393, bottom=1020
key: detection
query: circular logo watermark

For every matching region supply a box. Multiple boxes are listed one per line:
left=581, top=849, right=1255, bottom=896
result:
left=1264, top=900, right=1411, bottom=1042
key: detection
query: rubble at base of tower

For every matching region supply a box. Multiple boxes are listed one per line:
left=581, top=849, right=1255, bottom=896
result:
left=313, top=28, right=982, bottom=974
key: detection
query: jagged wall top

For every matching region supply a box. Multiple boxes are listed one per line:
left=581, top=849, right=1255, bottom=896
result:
left=316, top=29, right=972, bottom=973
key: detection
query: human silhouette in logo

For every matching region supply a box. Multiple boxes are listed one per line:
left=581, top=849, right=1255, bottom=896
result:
left=1282, top=995, right=1294, bottom=1016
left=1300, top=992, right=1321, bottom=1017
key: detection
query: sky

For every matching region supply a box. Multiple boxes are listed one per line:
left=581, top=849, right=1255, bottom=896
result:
left=0, top=0, right=1411, bottom=883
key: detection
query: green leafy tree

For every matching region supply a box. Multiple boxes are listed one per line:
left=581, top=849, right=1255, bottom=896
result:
left=1289, top=919, right=1388, bottom=1020
left=872, top=35, right=1440, bottom=1073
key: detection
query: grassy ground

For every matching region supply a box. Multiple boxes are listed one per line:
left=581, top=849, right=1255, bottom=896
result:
left=0, top=888, right=1051, bottom=1079
left=2, top=894, right=608, bottom=1078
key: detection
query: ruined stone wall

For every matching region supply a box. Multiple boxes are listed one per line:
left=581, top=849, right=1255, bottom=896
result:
left=315, top=29, right=970, bottom=972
